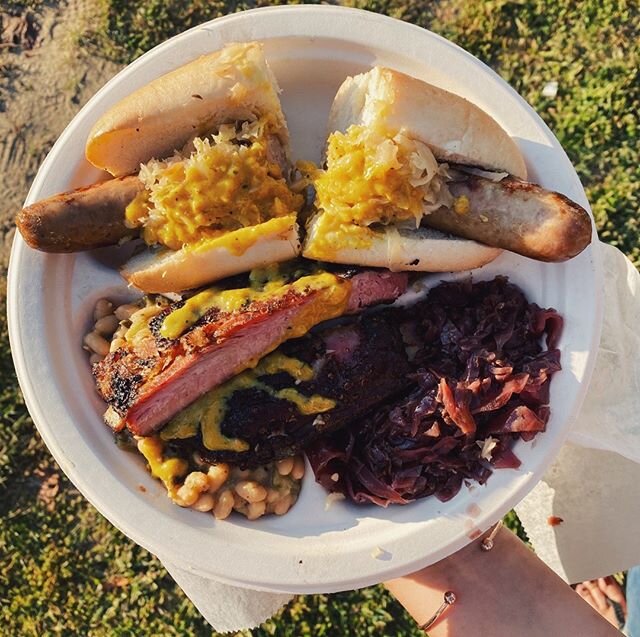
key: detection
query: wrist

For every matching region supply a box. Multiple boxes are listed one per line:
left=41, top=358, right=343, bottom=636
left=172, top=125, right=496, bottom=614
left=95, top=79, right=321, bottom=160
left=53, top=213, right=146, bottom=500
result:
left=384, top=524, right=513, bottom=630
left=385, top=525, right=622, bottom=637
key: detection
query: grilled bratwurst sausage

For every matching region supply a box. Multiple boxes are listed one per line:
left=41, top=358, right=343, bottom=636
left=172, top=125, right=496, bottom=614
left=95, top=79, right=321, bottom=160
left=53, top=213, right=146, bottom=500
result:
left=424, top=174, right=592, bottom=262
left=16, top=135, right=291, bottom=254
left=17, top=175, right=142, bottom=253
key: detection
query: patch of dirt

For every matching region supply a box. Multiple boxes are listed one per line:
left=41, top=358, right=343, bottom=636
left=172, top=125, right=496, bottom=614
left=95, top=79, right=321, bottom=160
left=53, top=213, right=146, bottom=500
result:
left=0, top=0, right=121, bottom=282
left=1, top=10, right=40, bottom=50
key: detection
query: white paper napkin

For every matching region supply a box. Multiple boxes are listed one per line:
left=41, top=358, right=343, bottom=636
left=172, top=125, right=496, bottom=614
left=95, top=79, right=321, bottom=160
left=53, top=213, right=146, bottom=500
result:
left=515, top=442, right=640, bottom=584
left=515, top=242, right=640, bottom=583
left=565, top=242, right=640, bottom=463
left=160, top=559, right=294, bottom=633
left=159, top=241, right=640, bottom=632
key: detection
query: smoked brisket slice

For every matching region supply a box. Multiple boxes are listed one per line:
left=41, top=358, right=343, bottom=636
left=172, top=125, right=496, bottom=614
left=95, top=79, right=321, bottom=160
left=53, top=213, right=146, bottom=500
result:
left=93, top=268, right=408, bottom=436
left=170, top=312, right=412, bottom=466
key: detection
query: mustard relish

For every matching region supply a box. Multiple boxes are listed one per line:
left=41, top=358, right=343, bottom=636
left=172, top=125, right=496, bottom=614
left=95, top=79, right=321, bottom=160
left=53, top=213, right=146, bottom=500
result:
left=302, top=124, right=451, bottom=258
left=125, top=124, right=303, bottom=252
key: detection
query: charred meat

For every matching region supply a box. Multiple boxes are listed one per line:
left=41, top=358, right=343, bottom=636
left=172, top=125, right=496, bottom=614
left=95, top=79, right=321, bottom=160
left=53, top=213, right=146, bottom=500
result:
left=93, top=266, right=408, bottom=436
left=164, top=312, right=412, bottom=466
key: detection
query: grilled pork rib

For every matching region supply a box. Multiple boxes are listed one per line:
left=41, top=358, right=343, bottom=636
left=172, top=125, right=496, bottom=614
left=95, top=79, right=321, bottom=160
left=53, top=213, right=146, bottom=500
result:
left=168, top=313, right=412, bottom=466
left=93, top=268, right=408, bottom=436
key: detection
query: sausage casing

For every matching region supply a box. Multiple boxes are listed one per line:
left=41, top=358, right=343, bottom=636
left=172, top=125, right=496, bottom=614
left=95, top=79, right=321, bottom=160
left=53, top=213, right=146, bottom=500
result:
left=424, top=175, right=592, bottom=262
left=16, top=175, right=143, bottom=253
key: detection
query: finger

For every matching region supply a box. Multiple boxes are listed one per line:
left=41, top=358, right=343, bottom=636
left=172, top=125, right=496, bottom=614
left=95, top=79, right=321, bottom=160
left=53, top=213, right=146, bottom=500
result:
left=578, top=580, right=622, bottom=627
left=583, top=580, right=610, bottom=613
left=598, top=576, right=622, bottom=599
left=598, top=576, right=614, bottom=589
left=598, top=577, right=627, bottom=613
left=576, top=585, right=597, bottom=609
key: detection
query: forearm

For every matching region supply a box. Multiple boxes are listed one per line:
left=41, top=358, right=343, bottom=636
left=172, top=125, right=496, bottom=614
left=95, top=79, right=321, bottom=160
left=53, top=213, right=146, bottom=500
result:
left=385, top=527, right=622, bottom=637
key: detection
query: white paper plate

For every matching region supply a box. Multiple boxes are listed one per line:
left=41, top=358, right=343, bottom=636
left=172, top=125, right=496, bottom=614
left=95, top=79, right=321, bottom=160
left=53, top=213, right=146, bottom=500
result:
left=8, top=6, right=603, bottom=593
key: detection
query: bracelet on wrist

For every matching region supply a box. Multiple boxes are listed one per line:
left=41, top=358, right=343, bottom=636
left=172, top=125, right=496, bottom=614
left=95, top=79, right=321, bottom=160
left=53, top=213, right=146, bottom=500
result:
left=419, top=520, right=504, bottom=633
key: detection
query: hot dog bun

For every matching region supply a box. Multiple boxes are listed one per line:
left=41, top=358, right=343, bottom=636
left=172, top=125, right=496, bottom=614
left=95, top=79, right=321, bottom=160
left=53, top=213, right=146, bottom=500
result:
left=122, top=215, right=300, bottom=293
left=303, top=67, right=530, bottom=271
left=19, top=42, right=301, bottom=281
left=82, top=42, right=305, bottom=293
left=328, top=66, right=526, bottom=179
left=86, top=42, right=289, bottom=177
left=304, top=219, right=501, bottom=272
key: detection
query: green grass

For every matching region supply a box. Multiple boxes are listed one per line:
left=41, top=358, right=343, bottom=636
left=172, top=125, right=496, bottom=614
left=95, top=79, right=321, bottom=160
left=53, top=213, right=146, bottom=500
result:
left=1, top=0, right=638, bottom=634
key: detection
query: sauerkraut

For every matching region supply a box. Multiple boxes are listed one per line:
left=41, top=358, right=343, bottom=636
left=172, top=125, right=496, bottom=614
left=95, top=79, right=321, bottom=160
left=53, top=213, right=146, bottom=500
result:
left=304, top=124, right=454, bottom=255
left=125, top=121, right=302, bottom=251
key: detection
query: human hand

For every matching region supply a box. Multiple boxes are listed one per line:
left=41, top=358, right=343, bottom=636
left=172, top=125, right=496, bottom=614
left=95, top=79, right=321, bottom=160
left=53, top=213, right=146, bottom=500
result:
left=575, top=577, right=627, bottom=629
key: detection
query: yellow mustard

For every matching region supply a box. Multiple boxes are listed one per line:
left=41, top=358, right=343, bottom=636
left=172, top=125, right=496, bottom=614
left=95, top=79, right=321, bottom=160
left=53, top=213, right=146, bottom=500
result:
left=158, top=265, right=348, bottom=451
left=274, top=389, right=335, bottom=414
left=189, top=213, right=297, bottom=257
left=304, top=124, right=428, bottom=258
left=260, top=352, right=314, bottom=382
left=453, top=195, right=470, bottom=215
left=160, top=352, right=337, bottom=451
left=136, top=436, right=188, bottom=497
left=125, top=130, right=302, bottom=253
left=160, top=270, right=350, bottom=340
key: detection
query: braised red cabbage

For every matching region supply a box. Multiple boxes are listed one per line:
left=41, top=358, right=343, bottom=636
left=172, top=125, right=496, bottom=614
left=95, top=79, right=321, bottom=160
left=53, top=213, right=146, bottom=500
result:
left=306, top=277, right=562, bottom=506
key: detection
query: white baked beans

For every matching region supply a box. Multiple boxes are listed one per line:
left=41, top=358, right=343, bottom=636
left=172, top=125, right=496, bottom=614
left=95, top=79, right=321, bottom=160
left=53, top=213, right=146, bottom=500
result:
left=87, top=299, right=305, bottom=522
